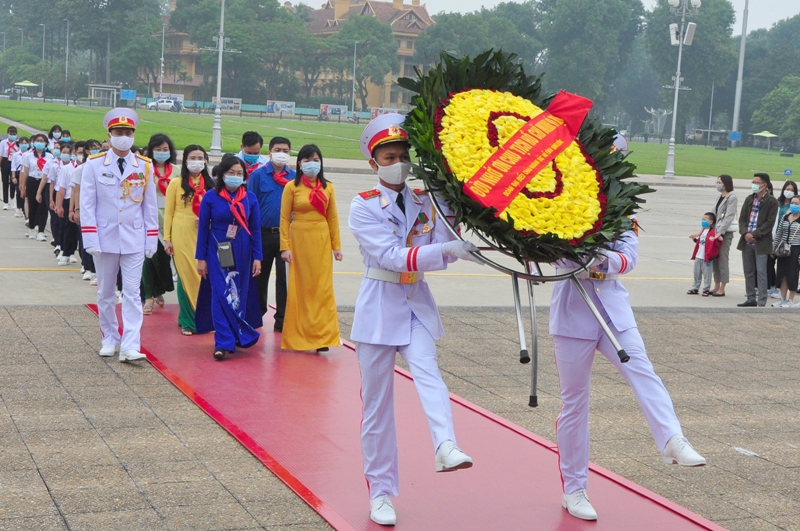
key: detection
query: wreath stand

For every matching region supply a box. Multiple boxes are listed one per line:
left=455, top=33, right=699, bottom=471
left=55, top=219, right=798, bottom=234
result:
left=428, top=193, right=630, bottom=408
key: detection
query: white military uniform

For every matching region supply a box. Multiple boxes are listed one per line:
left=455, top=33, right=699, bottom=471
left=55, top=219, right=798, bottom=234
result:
left=349, top=183, right=459, bottom=499
left=81, top=132, right=158, bottom=354
left=549, top=231, right=683, bottom=495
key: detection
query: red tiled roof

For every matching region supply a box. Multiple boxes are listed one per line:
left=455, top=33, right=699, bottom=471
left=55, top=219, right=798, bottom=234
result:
left=306, top=1, right=432, bottom=36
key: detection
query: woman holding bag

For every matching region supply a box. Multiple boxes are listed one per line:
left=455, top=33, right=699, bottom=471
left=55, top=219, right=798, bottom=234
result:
left=710, top=174, right=737, bottom=297
left=280, top=144, right=343, bottom=352
left=196, top=156, right=263, bottom=360
left=771, top=195, right=800, bottom=307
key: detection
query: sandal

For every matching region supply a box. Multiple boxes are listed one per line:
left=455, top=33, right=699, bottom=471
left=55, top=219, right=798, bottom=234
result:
left=687, top=289, right=699, bottom=295
left=154, top=296, right=165, bottom=308
left=181, top=328, right=194, bottom=336
left=143, top=303, right=154, bottom=315
left=213, top=349, right=225, bottom=361
left=711, top=292, right=725, bottom=297
left=702, top=290, right=711, bottom=297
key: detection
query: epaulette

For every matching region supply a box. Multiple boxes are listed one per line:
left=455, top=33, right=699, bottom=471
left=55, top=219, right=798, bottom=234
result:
left=88, top=152, right=104, bottom=160
left=358, top=189, right=381, bottom=200
left=412, top=188, right=428, bottom=195
left=135, top=153, right=152, bottom=163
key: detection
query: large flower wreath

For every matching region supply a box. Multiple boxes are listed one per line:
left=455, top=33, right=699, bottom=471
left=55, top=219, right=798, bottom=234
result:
left=398, top=50, right=653, bottom=264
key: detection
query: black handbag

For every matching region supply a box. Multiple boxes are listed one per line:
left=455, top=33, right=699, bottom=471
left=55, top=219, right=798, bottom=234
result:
left=217, top=241, right=235, bottom=269
left=776, top=220, right=800, bottom=257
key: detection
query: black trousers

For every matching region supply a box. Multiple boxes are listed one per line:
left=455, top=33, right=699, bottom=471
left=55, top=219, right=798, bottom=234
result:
left=1, top=160, right=13, bottom=204
left=14, top=172, right=23, bottom=209
left=51, top=193, right=65, bottom=249
left=78, top=231, right=95, bottom=273
left=60, top=199, right=78, bottom=256
left=25, top=177, right=48, bottom=233
left=257, top=230, right=286, bottom=328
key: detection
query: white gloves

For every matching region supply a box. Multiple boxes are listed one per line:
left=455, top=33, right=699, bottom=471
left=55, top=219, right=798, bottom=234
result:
left=86, top=247, right=101, bottom=257
left=441, top=241, right=483, bottom=264
left=145, top=249, right=155, bottom=259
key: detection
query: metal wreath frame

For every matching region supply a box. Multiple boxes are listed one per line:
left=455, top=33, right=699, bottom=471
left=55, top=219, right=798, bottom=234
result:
left=427, top=189, right=630, bottom=408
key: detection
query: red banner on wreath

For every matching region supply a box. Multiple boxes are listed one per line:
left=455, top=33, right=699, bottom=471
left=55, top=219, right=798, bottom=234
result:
left=463, top=90, right=593, bottom=214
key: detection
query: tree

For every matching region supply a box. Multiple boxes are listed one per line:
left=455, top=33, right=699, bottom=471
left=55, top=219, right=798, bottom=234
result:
left=329, top=15, right=398, bottom=111
left=751, top=76, right=800, bottom=144
left=539, top=0, right=644, bottom=107
left=609, top=33, right=662, bottom=134
left=645, top=0, right=736, bottom=141
left=288, top=34, right=335, bottom=103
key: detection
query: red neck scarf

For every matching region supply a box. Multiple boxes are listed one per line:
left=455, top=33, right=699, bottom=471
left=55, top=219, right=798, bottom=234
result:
left=154, top=163, right=173, bottom=196
left=36, top=151, right=46, bottom=171
left=190, top=177, right=207, bottom=218
left=219, top=186, right=251, bottom=236
left=272, top=168, right=290, bottom=187
left=244, top=160, right=260, bottom=174
left=8, top=143, right=17, bottom=154
left=301, top=175, right=328, bottom=217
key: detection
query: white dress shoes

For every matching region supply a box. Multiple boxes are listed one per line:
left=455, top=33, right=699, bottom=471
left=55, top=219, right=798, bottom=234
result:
left=99, top=344, right=119, bottom=357
left=563, top=489, right=598, bottom=520
left=662, top=434, right=707, bottom=466
left=434, top=440, right=473, bottom=472
left=369, top=494, right=396, bottom=526
left=119, top=350, right=147, bottom=362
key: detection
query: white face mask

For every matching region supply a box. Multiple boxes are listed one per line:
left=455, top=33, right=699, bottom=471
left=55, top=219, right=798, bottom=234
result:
left=109, top=134, right=134, bottom=152
left=271, top=152, right=291, bottom=166
left=376, top=161, right=411, bottom=185
left=186, top=160, right=206, bottom=174
left=784, top=190, right=795, bottom=199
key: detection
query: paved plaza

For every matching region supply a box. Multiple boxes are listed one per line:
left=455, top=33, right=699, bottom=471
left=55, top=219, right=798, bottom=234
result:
left=1, top=174, right=799, bottom=530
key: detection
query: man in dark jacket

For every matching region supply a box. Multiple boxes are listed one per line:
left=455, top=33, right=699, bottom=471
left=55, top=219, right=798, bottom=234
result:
left=737, top=172, right=779, bottom=307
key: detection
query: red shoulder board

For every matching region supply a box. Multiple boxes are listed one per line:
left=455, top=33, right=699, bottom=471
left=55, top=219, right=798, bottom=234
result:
left=359, top=189, right=381, bottom=199
left=413, top=188, right=428, bottom=195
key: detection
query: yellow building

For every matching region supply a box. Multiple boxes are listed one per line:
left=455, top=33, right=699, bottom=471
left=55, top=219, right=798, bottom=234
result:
left=303, top=0, right=432, bottom=110
left=149, top=29, right=205, bottom=101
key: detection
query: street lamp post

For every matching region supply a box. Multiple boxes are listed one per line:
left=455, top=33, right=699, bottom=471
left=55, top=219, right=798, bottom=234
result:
left=731, top=0, right=749, bottom=147
left=664, top=0, right=700, bottom=179
left=209, top=0, right=226, bottom=157
left=18, top=28, right=23, bottom=47
left=159, top=23, right=166, bottom=96
left=351, top=41, right=358, bottom=114
left=63, top=19, right=69, bottom=103
left=39, top=24, right=45, bottom=99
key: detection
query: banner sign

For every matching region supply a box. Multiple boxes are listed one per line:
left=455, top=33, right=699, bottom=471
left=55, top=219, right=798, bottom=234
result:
left=267, top=100, right=296, bottom=114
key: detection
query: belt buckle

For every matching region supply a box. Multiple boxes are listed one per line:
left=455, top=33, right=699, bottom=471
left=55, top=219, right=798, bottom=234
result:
left=399, top=272, right=417, bottom=284
left=589, top=271, right=605, bottom=281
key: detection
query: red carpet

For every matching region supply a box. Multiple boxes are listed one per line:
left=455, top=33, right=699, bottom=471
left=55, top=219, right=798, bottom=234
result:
left=88, top=304, right=726, bottom=531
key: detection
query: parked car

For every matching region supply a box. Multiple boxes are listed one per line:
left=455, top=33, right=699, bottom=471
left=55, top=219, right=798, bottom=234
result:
left=147, top=98, right=183, bottom=112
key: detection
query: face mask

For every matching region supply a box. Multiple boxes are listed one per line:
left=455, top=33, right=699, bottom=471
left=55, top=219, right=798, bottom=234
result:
left=90, top=149, right=100, bottom=155
left=109, top=135, right=134, bottom=151
left=701, top=220, right=711, bottom=229
left=224, top=175, right=244, bottom=188
left=33, top=142, right=46, bottom=151
left=52, top=149, right=61, bottom=157
left=301, top=161, right=321, bottom=177
left=76, top=154, right=84, bottom=163
left=152, top=151, right=171, bottom=163
left=784, top=190, right=795, bottom=199
left=186, top=160, right=206, bottom=174
left=715, top=183, right=723, bottom=192
left=70, top=155, right=78, bottom=162
left=8, top=135, right=17, bottom=141
left=242, top=153, right=260, bottom=165
left=376, top=161, right=412, bottom=185
left=790, top=205, right=800, bottom=214
left=271, top=152, right=291, bottom=166
left=60, top=154, right=71, bottom=163
left=751, top=184, right=762, bottom=194
left=52, top=132, right=61, bottom=139
left=20, top=144, right=29, bottom=151
left=61, top=137, right=70, bottom=143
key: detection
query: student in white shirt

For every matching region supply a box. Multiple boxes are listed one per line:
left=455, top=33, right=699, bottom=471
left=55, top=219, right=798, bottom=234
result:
left=0, top=125, right=19, bottom=209
left=20, top=134, right=54, bottom=241
left=70, top=139, right=101, bottom=283
left=53, top=144, right=78, bottom=265
left=10, top=137, right=28, bottom=218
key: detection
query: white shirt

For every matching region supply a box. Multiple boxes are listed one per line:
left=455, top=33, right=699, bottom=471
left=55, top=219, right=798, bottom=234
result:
left=56, top=161, right=77, bottom=199
left=70, top=164, right=85, bottom=188
left=11, top=151, right=25, bottom=172
left=696, top=228, right=710, bottom=260
left=21, top=151, right=54, bottom=180
left=0, top=139, right=18, bottom=159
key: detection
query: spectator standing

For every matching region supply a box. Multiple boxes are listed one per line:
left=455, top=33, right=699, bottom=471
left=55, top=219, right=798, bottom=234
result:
left=687, top=212, right=720, bottom=296
left=738, top=173, right=779, bottom=307
left=163, top=145, right=213, bottom=335
left=196, top=156, right=263, bottom=360
left=19, top=133, right=54, bottom=241
left=0, top=126, right=19, bottom=210
left=710, top=175, right=737, bottom=296
left=236, top=131, right=269, bottom=174
left=248, top=136, right=294, bottom=330
left=769, top=181, right=798, bottom=299
left=279, top=144, right=342, bottom=352
left=771, top=195, right=800, bottom=307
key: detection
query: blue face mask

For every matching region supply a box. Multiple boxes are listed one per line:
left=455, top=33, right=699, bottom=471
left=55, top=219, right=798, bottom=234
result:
left=90, top=149, right=100, bottom=155
left=52, top=132, right=61, bottom=139
left=8, top=135, right=17, bottom=141
left=70, top=155, right=77, bottom=161
left=19, top=144, right=29, bottom=151
left=242, top=153, right=260, bottom=165
left=701, top=220, right=711, bottom=229
left=790, top=205, right=800, bottom=214
left=61, top=137, right=70, bottom=143
left=224, top=175, right=244, bottom=189
left=152, top=151, right=171, bottom=163
left=60, top=153, right=71, bottom=163
left=52, top=149, right=61, bottom=157
left=33, top=142, right=46, bottom=151
left=301, top=161, right=321, bottom=177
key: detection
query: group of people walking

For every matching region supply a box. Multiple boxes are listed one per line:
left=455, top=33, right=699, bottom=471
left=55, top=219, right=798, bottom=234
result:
left=690, top=172, right=800, bottom=308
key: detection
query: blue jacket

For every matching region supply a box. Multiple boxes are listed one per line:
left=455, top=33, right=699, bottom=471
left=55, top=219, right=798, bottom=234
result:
left=248, top=161, right=296, bottom=228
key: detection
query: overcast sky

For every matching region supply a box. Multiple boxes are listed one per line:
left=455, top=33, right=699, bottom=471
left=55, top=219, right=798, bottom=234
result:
left=423, top=0, right=799, bottom=32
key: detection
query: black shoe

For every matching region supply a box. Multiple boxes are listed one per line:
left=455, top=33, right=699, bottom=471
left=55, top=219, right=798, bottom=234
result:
left=316, top=347, right=329, bottom=353
left=213, top=349, right=225, bottom=361
left=273, top=324, right=283, bottom=333
left=737, top=300, right=757, bottom=307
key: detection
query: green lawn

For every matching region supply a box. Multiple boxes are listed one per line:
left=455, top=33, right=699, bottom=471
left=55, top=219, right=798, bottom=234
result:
left=0, top=101, right=796, bottom=179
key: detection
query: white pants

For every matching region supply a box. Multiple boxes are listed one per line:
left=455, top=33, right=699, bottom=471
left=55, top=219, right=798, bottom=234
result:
left=95, top=252, right=145, bottom=353
left=356, top=315, right=456, bottom=499
left=553, top=325, right=683, bottom=495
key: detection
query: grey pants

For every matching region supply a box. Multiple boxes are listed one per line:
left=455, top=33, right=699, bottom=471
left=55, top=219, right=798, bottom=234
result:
left=692, top=258, right=712, bottom=291
left=742, top=242, right=768, bottom=306
left=712, top=232, right=734, bottom=284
